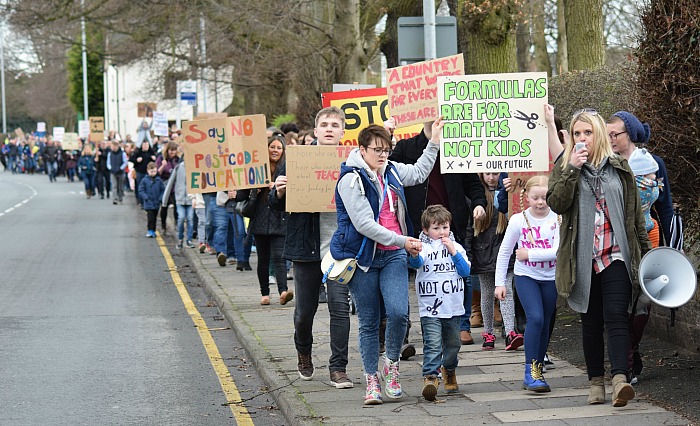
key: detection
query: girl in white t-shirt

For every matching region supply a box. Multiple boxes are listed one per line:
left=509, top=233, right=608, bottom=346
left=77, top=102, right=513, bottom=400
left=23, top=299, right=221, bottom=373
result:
left=495, top=175, right=559, bottom=393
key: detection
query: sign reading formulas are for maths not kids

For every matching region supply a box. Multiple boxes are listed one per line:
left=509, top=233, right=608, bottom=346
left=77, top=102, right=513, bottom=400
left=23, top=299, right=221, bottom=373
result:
left=181, top=114, right=270, bottom=194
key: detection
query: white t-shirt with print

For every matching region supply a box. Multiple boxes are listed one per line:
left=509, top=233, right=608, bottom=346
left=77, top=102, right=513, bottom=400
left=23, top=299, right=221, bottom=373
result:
left=414, top=239, right=468, bottom=318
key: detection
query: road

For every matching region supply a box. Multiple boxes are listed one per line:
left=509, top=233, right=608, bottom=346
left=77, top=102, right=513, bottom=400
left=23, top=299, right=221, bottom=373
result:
left=0, top=174, right=280, bottom=426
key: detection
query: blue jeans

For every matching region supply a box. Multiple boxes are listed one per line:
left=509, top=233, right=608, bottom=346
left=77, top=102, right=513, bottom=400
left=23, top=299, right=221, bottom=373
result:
left=460, top=275, right=473, bottom=332
left=347, top=249, right=408, bottom=374
left=194, top=207, right=206, bottom=244
left=420, top=316, right=461, bottom=376
left=207, top=196, right=227, bottom=254
left=176, top=204, right=194, bottom=241
left=82, top=172, right=95, bottom=192
left=514, top=275, right=557, bottom=364
left=47, top=161, right=57, bottom=181
left=293, top=261, right=350, bottom=372
left=227, top=212, right=251, bottom=262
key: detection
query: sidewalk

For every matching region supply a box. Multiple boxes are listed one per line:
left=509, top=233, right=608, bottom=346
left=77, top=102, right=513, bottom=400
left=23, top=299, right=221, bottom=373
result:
left=181, top=248, right=690, bottom=425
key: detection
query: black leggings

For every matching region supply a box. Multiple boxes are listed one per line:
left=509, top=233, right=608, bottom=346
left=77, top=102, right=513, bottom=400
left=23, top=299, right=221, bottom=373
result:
left=581, top=260, right=632, bottom=379
left=160, top=194, right=178, bottom=230
left=253, top=234, right=287, bottom=297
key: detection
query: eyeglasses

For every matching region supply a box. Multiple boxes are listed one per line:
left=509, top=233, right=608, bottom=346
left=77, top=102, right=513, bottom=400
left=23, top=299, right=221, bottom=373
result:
left=609, top=131, right=627, bottom=140
left=366, top=146, right=392, bottom=156
left=573, top=108, right=598, bottom=117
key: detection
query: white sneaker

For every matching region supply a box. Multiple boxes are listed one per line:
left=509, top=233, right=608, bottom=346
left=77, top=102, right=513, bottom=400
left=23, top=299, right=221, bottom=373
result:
left=269, top=275, right=277, bottom=284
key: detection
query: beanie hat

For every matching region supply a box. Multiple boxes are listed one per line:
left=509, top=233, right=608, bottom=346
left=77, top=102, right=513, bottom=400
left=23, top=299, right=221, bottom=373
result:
left=628, top=148, right=658, bottom=176
left=612, top=111, right=651, bottom=144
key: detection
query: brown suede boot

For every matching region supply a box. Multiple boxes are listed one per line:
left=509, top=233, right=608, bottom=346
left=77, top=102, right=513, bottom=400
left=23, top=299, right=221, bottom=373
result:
left=612, top=373, right=635, bottom=407
left=470, top=291, right=483, bottom=327
left=442, top=367, right=459, bottom=393
left=587, top=376, right=605, bottom=405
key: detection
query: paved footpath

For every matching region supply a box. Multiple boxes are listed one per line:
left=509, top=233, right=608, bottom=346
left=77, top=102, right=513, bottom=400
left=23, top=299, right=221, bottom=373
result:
left=181, top=248, right=691, bottom=426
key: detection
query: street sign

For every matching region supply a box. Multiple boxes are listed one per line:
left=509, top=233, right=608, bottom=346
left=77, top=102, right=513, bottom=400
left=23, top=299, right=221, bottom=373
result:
left=397, top=16, right=458, bottom=65
left=179, top=80, right=197, bottom=106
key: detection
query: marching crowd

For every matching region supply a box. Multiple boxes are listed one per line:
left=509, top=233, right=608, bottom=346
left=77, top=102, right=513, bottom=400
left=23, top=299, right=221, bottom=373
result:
left=2, top=104, right=673, bottom=409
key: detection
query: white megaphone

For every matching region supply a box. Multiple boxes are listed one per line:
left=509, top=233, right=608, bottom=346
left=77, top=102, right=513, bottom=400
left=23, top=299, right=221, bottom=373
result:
left=638, top=247, right=698, bottom=308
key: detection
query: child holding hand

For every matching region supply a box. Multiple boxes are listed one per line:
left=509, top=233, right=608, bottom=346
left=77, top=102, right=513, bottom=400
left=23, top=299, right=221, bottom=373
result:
left=409, top=205, right=471, bottom=401
left=495, top=176, right=559, bottom=393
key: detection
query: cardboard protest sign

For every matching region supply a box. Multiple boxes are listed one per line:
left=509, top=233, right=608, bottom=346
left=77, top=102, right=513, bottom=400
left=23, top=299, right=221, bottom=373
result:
left=193, top=112, right=228, bottom=121
left=62, top=132, right=81, bottom=151
left=321, top=88, right=423, bottom=146
left=181, top=114, right=269, bottom=194
left=14, top=127, right=25, bottom=141
left=37, top=122, right=47, bottom=133
left=387, top=54, right=464, bottom=128
left=89, top=116, right=105, bottom=143
left=52, top=126, right=65, bottom=142
left=437, top=72, right=549, bottom=173
left=153, top=111, right=169, bottom=136
left=137, top=102, right=157, bottom=118
left=285, top=145, right=353, bottom=212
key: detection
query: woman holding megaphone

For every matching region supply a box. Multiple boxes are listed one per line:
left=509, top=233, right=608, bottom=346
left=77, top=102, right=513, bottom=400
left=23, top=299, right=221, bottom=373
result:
left=544, top=106, right=652, bottom=408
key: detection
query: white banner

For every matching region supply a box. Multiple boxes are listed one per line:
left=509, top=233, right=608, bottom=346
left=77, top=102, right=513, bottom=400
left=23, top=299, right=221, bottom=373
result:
left=78, top=120, right=90, bottom=139
left=52, top=127, right=65, bottom=141
left=153, top=111, right=169, bottom=136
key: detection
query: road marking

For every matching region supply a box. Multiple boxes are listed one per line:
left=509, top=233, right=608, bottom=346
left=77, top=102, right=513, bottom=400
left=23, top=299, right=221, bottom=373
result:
left=155, top=232, right=254, bottom=425
left=0, top=179, right=37, bottom=218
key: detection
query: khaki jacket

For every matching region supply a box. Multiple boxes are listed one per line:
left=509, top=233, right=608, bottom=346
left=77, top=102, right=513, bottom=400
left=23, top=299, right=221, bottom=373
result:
left=547, top=155, right=652, bottom=305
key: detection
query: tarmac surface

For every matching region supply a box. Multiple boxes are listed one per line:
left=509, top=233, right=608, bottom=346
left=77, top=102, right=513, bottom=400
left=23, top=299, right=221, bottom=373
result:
left=179, top=245, right=694, bottom=425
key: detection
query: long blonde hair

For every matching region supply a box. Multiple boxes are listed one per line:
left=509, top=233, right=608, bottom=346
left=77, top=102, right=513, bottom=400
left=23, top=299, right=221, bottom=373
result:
left=560, top=110, right=613, bottom=169
left=474, top=173, right=508, bottom=236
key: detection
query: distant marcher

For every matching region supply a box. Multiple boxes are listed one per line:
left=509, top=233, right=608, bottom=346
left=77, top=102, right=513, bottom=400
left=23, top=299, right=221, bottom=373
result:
left=156, top=142, right=180, bottom=233
left=77, top=146, right=96, bottom=198
left=130, top=140, right=157, bottom=206
left=106, top=141, right=127, bottom=204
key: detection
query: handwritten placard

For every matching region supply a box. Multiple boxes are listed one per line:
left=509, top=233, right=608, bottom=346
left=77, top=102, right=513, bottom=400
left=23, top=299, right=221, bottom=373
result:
left=181, top=114, right=269, bottom=194
left=62, top=132, right=81, bottom=151
left=52, top=126, right=65, bottom=142
left=437, top=72, right=549, bottom=173
left=193, top=112, right=228, bottom=121
left=153, top=111, right=169, bottom=136
left=14, top=127, right=25, bottom=141
left=89, top=116, right=104, bottom=143
left=321, top=88, right=423, bottom=146
left=137, top=102, right=157, bottom=118
left=78, top=120, right=89, bottom=139
left=387, top=54, right=464, bottom=128
left=285, top=145, right=353, bottom=212
left=507, top=154, right=555, bottom=214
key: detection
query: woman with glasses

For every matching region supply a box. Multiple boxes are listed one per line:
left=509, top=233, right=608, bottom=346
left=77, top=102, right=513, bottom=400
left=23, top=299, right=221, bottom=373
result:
left=329, top=119, right=443, bottom=405
left=157, top=141, right=181, bottom=234
left=545, top=106, right=651, bottom=407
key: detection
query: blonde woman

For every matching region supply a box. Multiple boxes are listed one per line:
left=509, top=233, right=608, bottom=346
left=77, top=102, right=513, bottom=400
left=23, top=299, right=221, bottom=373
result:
left=545, top=106, right=651, bottom=407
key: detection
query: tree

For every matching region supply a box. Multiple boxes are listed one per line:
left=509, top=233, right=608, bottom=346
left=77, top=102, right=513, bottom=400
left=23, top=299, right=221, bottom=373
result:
left=66, top=31, right=104, bottom=118
left=564, top=0, right=604, bottom=70
left=456, top=0, right=518, bottom=74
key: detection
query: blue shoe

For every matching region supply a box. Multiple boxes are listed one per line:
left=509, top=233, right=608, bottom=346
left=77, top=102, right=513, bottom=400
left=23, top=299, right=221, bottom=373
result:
left=523, top=360, right=551, bottom=392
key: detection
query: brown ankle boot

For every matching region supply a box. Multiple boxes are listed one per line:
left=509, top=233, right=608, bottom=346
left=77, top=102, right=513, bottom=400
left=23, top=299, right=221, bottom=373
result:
left=442, top=367, right=459, bottom=393
left=470, top=291, right=483, bottom=327
left=587, top=376, right=605, bottom=404
left=612, top=373, right=635, bottom=407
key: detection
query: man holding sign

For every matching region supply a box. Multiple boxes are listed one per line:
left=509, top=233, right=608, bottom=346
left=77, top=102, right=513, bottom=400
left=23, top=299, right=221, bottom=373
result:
left=269, top=106, right=353, bottom=389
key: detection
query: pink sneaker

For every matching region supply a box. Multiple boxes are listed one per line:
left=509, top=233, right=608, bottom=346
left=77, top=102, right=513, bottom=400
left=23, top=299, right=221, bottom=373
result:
left=364, top=373, right=383, bottom=405
left=481, top=332, right=496, bottom=350
left=505, top=330, right=524, bottom=351
left=379, top=356, right=402, bottom=399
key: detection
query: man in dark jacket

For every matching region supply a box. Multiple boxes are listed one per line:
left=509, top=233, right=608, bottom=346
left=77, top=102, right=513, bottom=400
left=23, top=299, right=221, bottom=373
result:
left=43, top=139, right=59, bottom=182
left=94, top=140, right=111, bottom=199
left=269, top=106, right=353, bottom=389
left=106, top=141, right=127, bottom=204
left=389, top=120, right=487, bottom=346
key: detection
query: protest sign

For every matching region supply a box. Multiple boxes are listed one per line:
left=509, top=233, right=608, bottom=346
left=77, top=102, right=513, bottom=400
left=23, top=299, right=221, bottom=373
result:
left=37, top=122, right=46, bottom=133
left=137, top=102, right=156, bottom=118
left=181, top=114, right=269, bottom=194
left=437, top=72, right=549, bottom=174
left=321, top=88, right=423, bottom=146
left=387, top=54, right=464, bottom=128
left=89, top=116, right=105, bottom=143
left=285, top=145, right=352, bottom=212
left=62, top=132, right=81, bottom=151
left=14, top=128, right=25, bottom=141
left=78, top=120, right=90, bottom=139
left=52, top=127, right=65, bottom=142
left=153, top=111, right=169, bottom=136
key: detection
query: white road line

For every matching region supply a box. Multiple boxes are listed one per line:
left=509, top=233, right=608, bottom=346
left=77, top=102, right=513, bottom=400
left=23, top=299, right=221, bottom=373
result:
left=0, top=179, right=38, bottom=218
